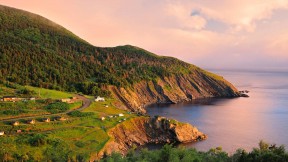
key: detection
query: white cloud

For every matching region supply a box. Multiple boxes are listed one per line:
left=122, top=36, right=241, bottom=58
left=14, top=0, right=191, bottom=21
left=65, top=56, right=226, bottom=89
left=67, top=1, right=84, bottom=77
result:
left=165, top=2, right=207, bottom=30
left=165, top=0, right=288, bottom=33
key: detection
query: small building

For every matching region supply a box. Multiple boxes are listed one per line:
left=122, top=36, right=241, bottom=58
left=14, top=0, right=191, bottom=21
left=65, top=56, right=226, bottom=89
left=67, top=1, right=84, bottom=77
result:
left=3, top=96, right=18, bottom=102
left=123, top=118, right=126, bottom=121
left=71, top=97, right=77, bottom=100
left=101, top=117, right=105, bottom=121
left=105, top=105, right=109, bottom=108
left=109, top=116, right=113, bottom=118
left=27, top=119, right=36, bottom=124
left=43, top=118, right=50, bottom=122
left=12, top=121, right=20, bottom=126
left=61, top=98, right=74, bottom=103
left=95, top=96, right=105, bottom=102
left=0, top=131, right=4, bottom=136
left=56, top=116, right=67, bottom=121
left=16, top=130, right=22, bottom=133
left=29, top=97, right=36, bottom=101
left=119, top=113, right=124, bottom=117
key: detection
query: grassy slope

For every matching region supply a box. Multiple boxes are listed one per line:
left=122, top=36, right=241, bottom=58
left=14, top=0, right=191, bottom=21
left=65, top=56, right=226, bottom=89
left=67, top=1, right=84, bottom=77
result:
left=0, top=94, right=137, bottom=160
left=0, top=84, right=78, bottom=119
left=0, top=82, right=135, bottom=161
left=0, top=84, right=43, bottom=119
left=25, top=86, right=72, bottom=99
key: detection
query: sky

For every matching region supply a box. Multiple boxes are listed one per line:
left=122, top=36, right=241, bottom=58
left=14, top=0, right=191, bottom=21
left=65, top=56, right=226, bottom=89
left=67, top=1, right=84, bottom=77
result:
left=1, top=0, right=288, bottom=70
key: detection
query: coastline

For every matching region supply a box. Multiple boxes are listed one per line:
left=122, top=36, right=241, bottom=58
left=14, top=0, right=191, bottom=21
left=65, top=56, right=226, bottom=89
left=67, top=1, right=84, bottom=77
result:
left=93, top=116, right=207, bottom=161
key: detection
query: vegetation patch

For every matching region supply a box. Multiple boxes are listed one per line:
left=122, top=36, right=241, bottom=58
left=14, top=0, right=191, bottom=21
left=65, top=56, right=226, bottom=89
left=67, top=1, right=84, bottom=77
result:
left=101, top=141, right=288, bottom=162
left=45, top=102, right=69, bottom=113
left=68, top=101, right=82, bottom=110
left=2, top=109, right=28, bottom=115
left=67, top=111, right=94, bottom=117
left=26, top=86, right=72, bottom=99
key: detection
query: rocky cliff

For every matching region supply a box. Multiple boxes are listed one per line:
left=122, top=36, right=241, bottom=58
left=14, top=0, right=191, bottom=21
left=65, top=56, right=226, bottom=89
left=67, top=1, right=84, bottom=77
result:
left=110, top=69, right=239, bottom=113
left=93, top=116, right=207, bottom=160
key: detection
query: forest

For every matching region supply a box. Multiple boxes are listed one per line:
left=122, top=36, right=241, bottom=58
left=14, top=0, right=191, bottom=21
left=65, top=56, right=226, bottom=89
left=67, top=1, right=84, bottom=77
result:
left=0, top=5, right=204, bottom=96
left=101, top=141, right=288, bottom=162
left=1, top=139, right=286, bottom=162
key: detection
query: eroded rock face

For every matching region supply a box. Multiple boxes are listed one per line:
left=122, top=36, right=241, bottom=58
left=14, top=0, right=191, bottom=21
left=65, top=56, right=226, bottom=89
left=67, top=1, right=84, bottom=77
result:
left=109, top=73, right=239, bottom=113
left=94, top=116, right=207, bottom=160
left=174, top=123, right=206, bottom=142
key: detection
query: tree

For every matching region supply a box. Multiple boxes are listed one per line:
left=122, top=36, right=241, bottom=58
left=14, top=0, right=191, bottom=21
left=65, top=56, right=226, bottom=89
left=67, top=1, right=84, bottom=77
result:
left=259, top=140, right=269, bottom=151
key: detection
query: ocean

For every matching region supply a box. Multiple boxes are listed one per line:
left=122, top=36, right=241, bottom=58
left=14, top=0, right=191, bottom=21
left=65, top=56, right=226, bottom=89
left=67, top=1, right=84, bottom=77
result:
left=146, top=70, right=288, bottom=153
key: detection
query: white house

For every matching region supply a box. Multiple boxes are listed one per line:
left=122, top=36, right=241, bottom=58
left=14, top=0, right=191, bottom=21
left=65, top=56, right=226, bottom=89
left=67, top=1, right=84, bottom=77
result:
left=101, top=117, right=105, bottom=121
left=0, top=131, right=4, bottom=136
left=119, top=113, right=124, bottom=117
left=95, top=96, right=105, bottom=102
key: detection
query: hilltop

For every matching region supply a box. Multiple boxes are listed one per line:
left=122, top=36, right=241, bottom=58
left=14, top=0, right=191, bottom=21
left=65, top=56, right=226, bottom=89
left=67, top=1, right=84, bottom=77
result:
left=0, top=5, right=239, bottom=112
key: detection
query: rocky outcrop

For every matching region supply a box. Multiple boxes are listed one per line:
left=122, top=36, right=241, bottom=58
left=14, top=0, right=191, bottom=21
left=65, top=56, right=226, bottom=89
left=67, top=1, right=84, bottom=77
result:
left=94, top=116, right=207, bottom=160
left=110, top=70, right=240, bottom=113
left=239, top=90, right=250, bottom=97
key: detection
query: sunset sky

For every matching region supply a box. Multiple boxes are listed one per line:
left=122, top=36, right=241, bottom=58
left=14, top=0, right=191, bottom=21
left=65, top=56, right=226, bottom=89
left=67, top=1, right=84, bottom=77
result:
left=1, top=0, right=288, bottom=70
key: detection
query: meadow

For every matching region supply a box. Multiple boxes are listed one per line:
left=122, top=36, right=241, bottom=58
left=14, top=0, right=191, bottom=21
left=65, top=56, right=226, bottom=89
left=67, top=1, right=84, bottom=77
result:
left=0, top=86, right=136, bottom=161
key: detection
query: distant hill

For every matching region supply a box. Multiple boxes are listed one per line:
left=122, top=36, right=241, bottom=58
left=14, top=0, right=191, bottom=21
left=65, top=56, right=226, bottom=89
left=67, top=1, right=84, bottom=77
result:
left=0, top=5, right=239, bottom=112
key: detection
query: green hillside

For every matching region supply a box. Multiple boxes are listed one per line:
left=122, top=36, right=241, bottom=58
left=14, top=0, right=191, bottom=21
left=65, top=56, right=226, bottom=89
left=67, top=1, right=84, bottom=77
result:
left=0, top=5, right=225, bottom=96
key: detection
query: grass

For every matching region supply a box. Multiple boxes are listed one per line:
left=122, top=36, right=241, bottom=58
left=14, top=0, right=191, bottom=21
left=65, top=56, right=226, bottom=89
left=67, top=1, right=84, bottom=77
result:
left=84, top=99, right=127, bottom=115
left=25, top=86, right=72, bottom=99
left=0, top=95, right=138, bottom=161
left=68, top=101, right=82, bottom=110
left=0, top=84, right=81, bottom=119
left=198, top=68, right=226, bottom=82
left=0, top=84, right=140, bottom=161
left=0, top=99, right=49, bottom=120
left=0, top=85, right=16, bottom=97
left=164, top=85, right=172, bottom=91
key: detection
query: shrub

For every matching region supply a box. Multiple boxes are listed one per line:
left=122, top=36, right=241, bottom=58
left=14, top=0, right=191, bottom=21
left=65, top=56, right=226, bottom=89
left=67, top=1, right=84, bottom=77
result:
left=45, top=102, right=69, bottom=113
left=17, top=88, right=35, bottom=95
left=75, top=141, right=85, bottom=148
left=67, top=111, right=94, bottom=117
left=101, top=142, right=288, bottom=162
left=28, top=134, right=47, bottom=147
left=2, top=109, right=28, bottom=115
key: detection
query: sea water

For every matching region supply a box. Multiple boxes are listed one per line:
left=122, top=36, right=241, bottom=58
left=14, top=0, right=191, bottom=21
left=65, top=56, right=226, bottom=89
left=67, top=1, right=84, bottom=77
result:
left=146, top=70, right=288, bottom=153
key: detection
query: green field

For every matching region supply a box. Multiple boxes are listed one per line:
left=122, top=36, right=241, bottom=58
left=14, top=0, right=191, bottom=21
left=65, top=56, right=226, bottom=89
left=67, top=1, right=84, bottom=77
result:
left=68, top=101, right=83, bottom=110
left=25, top=86, right=72, bottom=99
left=0, top=95, right=136, bottom=161
left=0, top=84, right=85, bottom=119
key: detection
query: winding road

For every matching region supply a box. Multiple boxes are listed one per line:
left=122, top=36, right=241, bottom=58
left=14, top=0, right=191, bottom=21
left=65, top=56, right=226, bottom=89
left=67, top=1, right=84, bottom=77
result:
left=0, top=95, right=92, bottom=122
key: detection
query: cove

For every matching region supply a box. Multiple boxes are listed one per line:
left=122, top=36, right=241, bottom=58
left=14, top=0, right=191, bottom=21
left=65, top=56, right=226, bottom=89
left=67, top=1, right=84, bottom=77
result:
left=146, top=70, right=288, bottom=153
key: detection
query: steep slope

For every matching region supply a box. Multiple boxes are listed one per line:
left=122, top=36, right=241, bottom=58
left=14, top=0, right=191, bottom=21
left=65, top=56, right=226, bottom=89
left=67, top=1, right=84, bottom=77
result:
left=0, top=5, right=239, bottom=112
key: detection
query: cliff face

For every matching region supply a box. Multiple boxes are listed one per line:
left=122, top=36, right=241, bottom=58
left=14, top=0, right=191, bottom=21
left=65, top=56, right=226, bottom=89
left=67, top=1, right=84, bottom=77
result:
left=94, top=116, right=207, bottom=160
left=110, top=71, right=239, bottom=113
